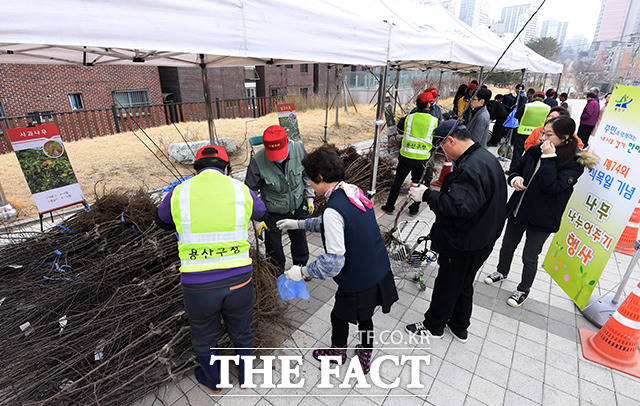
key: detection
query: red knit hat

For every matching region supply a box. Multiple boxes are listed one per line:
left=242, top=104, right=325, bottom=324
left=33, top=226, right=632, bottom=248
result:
left=467, top=83, right=478, bottom=91
left=425, top=87, right=440, bottom=97
left=195, top=144, right=229, bottom=163
left=533, top=90, right=546, bottom=99
left=263, top=125, right=288, bottom=161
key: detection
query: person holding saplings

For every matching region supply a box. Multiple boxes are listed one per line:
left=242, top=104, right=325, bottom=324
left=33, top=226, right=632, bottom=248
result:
left=276, top=146, right=398, bottom=374
left=245, top=125, right=314, bottom=272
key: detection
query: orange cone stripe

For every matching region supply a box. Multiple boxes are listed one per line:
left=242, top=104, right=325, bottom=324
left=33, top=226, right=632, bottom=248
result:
left=612, top=312, right=640, bottom=329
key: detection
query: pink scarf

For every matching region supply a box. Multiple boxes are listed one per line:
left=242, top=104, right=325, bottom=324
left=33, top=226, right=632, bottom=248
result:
left=326, top=181, right=373, bottom=212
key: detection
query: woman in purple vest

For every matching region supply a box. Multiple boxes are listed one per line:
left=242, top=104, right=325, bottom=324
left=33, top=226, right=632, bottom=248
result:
left=276, top=146, right=398, bottom=374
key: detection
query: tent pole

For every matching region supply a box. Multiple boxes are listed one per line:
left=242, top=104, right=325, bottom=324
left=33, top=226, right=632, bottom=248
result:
left=323, top=64, right=332, bottom=144
left=199, top=54, right=217, bottom=144
left=520, top=68, right=526, bottom=88
left=368, top=62, right=389, bottom=198
left=335, top=67, right=340, bottom=128
left=542, top=73, right=547, bottom=90
left=392, top=68, right=400, bottom=116
left=438, top=71, right=443, bottom=91
left=556, top=72, right=562, bottom=92
left=477, top=67, right=484, bottom=82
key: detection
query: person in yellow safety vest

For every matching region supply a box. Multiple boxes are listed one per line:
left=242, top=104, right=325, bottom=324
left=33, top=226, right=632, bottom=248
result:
left=155, top=144, right=266, bottom=393
left=381, top=91, right=438, bottom=216
left=508, top=91, right=550, bottom=174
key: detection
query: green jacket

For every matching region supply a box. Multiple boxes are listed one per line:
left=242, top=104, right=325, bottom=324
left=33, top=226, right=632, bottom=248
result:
left=245, top=140, right=311, bottom=214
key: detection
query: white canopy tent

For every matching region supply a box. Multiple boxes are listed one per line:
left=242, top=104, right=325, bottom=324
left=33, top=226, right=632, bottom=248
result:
left=0, top=0, right=561, bottom=198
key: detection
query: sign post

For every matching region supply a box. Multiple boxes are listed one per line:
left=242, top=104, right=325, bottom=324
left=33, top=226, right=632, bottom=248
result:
left=7, top=123, right=85, bottom=229
left=542, top=85, right=640, bottom=312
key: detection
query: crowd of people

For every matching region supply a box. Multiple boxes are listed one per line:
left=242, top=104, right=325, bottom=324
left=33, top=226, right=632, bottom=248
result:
left=154, top=80, right=601, bottom=392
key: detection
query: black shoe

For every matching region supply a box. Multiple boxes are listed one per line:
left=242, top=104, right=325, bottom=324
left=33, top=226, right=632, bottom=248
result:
left=507, top=290, right=528, bottom=307
left=484, top=271, right=507, bottom=285
left=381, top=204, right=394, bottom=215
left=446, top=325, right=468, bottom=343
left=405, top=321, right=444, bottom=338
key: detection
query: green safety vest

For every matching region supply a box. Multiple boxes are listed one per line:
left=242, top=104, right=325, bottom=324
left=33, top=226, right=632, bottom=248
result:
left=170, top=169, right=253, bottom=273
left=400, top=112, right=438, bottom=160
left=518, top=101, right=550, bottom=135
left=255, top=140, right=306, bottom=214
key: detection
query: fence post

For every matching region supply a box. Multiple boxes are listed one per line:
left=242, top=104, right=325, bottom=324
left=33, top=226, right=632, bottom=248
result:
left=215, top=97, right=221, bottom=119
left=251, top=96, right=257, bottom=118
left=111, top=105, right=121, bottom=133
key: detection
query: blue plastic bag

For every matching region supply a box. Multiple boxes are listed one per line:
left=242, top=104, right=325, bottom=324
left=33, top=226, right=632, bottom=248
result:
left=503, top=107, right=520, bottom=129
left=277, top=274, right=310, bottom=301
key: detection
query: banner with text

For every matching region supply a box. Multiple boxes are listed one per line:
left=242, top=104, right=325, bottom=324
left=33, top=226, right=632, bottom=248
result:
left=7, top=123, right=84, bottom=214
left=277, top=103, right=301, bottom=141
left=543, top=85, right=640, bottom=309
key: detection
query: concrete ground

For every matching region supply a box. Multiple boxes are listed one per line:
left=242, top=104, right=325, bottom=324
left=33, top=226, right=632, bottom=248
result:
left=134, top=145, right=640, bottom=406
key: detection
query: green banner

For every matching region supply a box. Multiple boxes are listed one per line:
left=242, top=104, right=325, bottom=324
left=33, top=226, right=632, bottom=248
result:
left=543, top=85, right=640, bottom=309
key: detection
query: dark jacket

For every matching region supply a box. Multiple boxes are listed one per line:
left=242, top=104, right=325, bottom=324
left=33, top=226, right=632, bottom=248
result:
left=422, top=143, right=507, bottom=252
left=408, top=103, right=442, bottom=121
left=487, top=100, right=509, bottom=122
left=506, top=144, right=590, bottom=232
left=467, top=106, right=490, bottom=147
left=544, top=98, right=558, bottom=107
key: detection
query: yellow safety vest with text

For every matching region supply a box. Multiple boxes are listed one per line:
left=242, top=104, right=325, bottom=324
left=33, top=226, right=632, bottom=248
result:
left=518, top=101, right=551, bottom=135
left=170, top=169, right=253, bottom=273
left=400, top=112, right=437, bottom=160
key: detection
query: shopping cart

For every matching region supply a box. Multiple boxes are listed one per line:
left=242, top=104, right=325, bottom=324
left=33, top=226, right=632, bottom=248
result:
left=387, top=220, right=438, bottom=291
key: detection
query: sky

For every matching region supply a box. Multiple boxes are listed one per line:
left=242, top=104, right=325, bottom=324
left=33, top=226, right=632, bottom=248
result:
left=484, top=0, right=603, bottom=42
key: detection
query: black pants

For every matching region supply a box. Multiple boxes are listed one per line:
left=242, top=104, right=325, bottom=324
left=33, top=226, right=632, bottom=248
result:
left=331, top=310, right=374, bottom=350
left=509, top=133, right=527, bottom=172
left=182, top=272, right=255, bottom=355
left=385, top=155, right=431, bottom=211
left=497, top=218, right=551, bottom=294
left=578, top=124, right=595, bottom=147
left=488, top=121, right=506, bottom=146
left=424, top=246, right=493, bottom=333
left=264, top=204, right=309, bottom=271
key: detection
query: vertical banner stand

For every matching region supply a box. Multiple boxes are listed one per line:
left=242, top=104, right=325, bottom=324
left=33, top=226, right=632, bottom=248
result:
left=581, top=241, right=640, bottom=328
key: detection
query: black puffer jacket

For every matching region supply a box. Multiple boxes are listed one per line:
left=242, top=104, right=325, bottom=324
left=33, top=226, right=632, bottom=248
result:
left=506, top=144, right=597, bottom=232
left=423, top=143, right=507, bottom=252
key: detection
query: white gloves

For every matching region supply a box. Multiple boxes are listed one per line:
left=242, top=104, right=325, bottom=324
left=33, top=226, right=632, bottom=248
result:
left=285, top=265, right=303, bottom=281
left=276, top=219, right=302, bottom=231
left=408, top=183, right=428, bottom=202
left=307, top=198, right=315, bottom=215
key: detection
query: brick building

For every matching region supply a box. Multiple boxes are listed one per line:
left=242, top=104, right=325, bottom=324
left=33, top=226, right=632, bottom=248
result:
left=158, top=66, right=247, bottom=102
left=0, top=64, right=163, bottom=118
left=256, top=63, right=339, bottom=97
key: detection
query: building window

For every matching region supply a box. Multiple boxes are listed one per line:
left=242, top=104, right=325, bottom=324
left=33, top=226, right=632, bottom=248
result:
left=285, top=64, right=293, bottom=69
left=113, top=90, right=150, bottom=108
left=271, top=89, right=279, bottom=97
left=300, top=64, right=308, bottom=73
left=246, top=87, right=256, bottom=98
left=301, top=88, right=308, bottom=97
left=68, top=93, right=83, bottom=110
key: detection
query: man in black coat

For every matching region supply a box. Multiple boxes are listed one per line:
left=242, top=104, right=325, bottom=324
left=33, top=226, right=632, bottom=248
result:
left=487, top=94, right=509, bottom=146
left=405, top=128, right=507, bottom=342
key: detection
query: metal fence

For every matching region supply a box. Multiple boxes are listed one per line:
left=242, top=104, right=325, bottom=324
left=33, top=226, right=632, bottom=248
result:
left=0, top=96, right=282, bottom=154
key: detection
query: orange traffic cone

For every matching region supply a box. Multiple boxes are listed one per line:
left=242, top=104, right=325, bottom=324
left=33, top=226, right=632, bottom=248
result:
left=431, top=159, right=452, bottom=188
left=615, top=201, right=640, bottom=256
left=579, top=281, right=640, bottom=378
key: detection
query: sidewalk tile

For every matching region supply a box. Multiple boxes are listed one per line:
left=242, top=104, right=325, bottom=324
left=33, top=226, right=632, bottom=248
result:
left=520, top=310, right=548, bottom=331
left=507, top=370, right=543, bottom=403
left=514, top=335, right=546, bottom=359
left=612, top=371, right=640, bottom=399
left=443, top=346, right=478, bottom=372
left=475, top=356, right=510, bottom=388
left=480, top=340, right=513, bottom=367
left=579, top=360, right=614, bottom=390
left=517, top=320, right=547, bottom=343
left=504, top=390, right=538, bottom=406
left=542, top=385, right=579, bottom=406
left=435, top=361, right=472, bottom=392
left=547, top=333, right=577, bottom=353
left=425, top=380, right=466, bottom=406
left=544, top=365, right=579, bottom=395
left=490, top=313, right=518, bottom=332
left=511, top=351, right=545, bottom=381
left=383, top=388, right=424, bottom=405
left=467, top=375, right=505, bottom=405
left=546, top=347, right=578, bottom=375
left=579, top=380, right=616, bottom=405
left=485, top=325, right=517, bottom=350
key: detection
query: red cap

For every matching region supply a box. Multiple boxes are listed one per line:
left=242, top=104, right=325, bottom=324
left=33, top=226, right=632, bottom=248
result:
left=417, top=92, right=436, bottom=103
left=195, top=144, right=229, bottom=163
left=425, top=87, right=439, bottom=97
left=533, top=91, right=546, bottom=98
left=467, top=83, right=478, bottom=91
left=263, top=125, right=288, bottom=161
